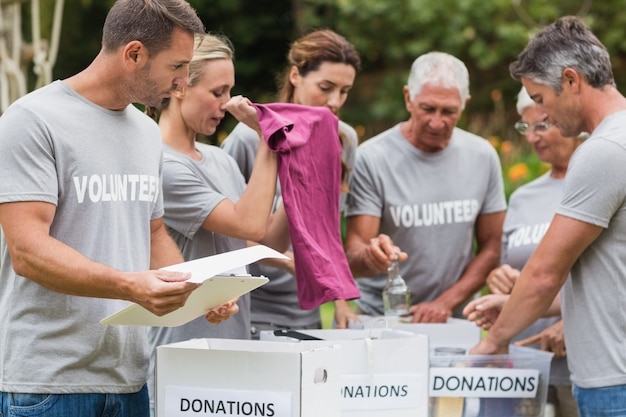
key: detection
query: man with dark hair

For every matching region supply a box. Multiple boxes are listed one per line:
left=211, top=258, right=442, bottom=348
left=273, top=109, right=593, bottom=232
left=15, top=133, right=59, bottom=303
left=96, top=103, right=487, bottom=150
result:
left=470, top=16, right=626, bottom=416
left=0, top=1, right=237, bottom=415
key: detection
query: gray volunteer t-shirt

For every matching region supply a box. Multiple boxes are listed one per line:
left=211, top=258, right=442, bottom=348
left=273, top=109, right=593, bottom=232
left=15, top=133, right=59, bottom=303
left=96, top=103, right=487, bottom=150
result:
left=556, top=111, right=626, bottom=389
left=347, top=123, right=506, bottom=315
left=149, top=142, right=252, bottom=341
left=502, top=172, right=570, bottom=386
left=0, top=80, right=163, bottom=393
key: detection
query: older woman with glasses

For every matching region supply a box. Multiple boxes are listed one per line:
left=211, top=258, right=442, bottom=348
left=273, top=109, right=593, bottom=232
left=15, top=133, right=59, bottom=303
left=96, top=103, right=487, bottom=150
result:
left=514, top=119, right=551, bottom=135
left=465, top=87, right=585, bottom=417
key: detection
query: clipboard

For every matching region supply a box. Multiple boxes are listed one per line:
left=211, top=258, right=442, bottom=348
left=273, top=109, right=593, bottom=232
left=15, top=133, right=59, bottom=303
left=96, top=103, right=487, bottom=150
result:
left=100, top=245, right=287, bottom=327
left=100, top=275, right=269, bottom=327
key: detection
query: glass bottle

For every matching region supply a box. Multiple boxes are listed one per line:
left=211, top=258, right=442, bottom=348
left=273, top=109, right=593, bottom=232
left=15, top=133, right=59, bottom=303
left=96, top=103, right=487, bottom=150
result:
left=382, top=259, right=411, bottom=316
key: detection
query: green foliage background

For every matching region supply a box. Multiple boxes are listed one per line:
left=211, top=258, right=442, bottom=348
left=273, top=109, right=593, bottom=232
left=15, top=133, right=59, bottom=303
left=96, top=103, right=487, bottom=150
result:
left=23, top=0, right=626, bottom=195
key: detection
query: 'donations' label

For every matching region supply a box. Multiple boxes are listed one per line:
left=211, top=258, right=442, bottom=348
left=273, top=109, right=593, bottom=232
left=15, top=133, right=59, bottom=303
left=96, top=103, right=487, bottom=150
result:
left=429, top=367, right=540, bottom=398
left=164, top=386, right=291, bottom=417
left=341, top=373, right=426, bottom=411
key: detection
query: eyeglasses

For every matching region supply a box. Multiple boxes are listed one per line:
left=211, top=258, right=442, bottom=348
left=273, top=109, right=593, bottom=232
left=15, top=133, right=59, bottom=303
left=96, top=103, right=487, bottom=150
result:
left=514, top=120, right=551, bottom=135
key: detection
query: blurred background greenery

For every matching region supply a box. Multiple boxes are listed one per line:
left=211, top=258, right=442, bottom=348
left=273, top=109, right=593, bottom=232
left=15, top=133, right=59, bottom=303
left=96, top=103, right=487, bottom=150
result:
left=18, top=0, right=622, bottom=197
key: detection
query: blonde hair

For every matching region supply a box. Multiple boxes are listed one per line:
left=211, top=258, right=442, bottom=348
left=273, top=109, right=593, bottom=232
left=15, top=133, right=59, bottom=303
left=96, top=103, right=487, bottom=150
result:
left=187, top=33, right=234, bottom=87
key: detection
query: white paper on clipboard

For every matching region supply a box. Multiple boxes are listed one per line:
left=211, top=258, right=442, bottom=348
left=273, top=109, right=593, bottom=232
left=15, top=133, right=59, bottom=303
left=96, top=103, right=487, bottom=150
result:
left=100, top=245, right=287, bottom=327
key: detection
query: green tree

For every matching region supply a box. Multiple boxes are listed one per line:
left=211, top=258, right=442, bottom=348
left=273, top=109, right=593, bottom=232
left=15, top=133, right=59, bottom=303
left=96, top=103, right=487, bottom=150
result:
left=16, top=0, right=626, bottom=191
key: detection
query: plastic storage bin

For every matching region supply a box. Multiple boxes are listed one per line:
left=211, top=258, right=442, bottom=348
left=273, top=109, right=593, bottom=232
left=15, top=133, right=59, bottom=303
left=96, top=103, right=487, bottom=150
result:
left=428, top=345, right=554, bottom=417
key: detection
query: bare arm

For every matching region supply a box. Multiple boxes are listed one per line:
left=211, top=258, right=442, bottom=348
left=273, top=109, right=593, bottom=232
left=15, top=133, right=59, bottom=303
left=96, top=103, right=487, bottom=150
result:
left=201, top=96, right=279, bottom=243
left=334, top=299, right=360, bottom=329
left=472, top=214, right=602, bottom=354
left=150, top=216, right=185, bottom=269
left=201, top=139, right=277, bottom=241
left=258, top=201, right=291, bottom=253
left=464, top=292, right=561, bottom=330
left=344, top=215, right=407, bottom=277
left=0, top=201, right=198, bottom=316
left=546, top=292, right=562, bottom=316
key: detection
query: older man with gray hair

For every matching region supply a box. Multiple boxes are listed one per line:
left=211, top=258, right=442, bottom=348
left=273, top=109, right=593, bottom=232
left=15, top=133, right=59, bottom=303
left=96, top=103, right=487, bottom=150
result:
left=344, top=51, right=506, bottom=323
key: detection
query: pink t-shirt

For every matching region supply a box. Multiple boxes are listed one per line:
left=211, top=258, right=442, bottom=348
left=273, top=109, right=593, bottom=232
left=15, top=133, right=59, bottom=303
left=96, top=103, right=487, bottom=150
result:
left=253, top=103, right=361, bottom=309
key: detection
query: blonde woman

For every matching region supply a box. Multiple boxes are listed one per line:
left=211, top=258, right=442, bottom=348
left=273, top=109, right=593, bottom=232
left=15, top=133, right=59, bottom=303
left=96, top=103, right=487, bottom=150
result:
left=146, top=33, right=289, bottom=413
